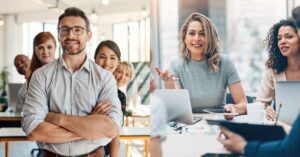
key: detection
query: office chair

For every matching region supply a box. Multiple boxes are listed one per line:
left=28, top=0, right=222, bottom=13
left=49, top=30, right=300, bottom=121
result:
left=226, top=93, right=255, bottom=104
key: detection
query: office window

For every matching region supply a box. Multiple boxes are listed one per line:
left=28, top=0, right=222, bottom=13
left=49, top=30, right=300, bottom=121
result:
left=22, top=22, right=43, bottom=57
left=22, top=22, right=59, bottom=57
left=113, top=18, right=150, bottom=62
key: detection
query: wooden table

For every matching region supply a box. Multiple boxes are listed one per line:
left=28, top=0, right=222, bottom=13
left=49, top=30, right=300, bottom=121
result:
left=120, top=127, right=150, bottom=157
left=0, top=112, right=22, bottom=127
left=0, top=128, right=27, bottom=157
left=0, top=127, right=150, bottom=157
left=124, top=115, right=150, bottom=127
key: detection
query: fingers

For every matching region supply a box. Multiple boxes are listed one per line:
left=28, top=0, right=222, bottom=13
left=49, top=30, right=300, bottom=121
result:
left=160, top=70, right=169, bottom=81
left=224, top=104, right=233, bottom=113
left=92, top=101, right=112, bottom=115
left=154, top=67, right=171, bottom=81
left=224, top=115, right=235, bottom=120
left=266, top=106, right=276, bottom=121
left=154, top=67, right=161, bottom=75
left=217, top=127, right=231, bottom=145
left=219, top=126, right=233, bottom=138
left=223, top=104, right=235, bottom=120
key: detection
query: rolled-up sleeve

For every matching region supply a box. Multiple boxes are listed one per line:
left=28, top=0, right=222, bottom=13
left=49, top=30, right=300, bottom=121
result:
left=98, top=72, right=122, bottom=128
left=22, top=71, right=49, bottom=135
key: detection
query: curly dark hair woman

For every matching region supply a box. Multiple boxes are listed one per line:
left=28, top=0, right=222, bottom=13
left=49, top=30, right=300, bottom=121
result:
left=264, top=19, right=298, bottom=74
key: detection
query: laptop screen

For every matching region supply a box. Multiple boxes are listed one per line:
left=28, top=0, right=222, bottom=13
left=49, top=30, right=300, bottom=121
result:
left=8, top=83, right=24, bottom=112
left=153, top=89, right=194, bottom=124
left=275, top=81, right=300, bottom=125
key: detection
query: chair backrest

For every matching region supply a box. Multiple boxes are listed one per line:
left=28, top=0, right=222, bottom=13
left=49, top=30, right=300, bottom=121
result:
left=226, top=93, right=255, bottom=104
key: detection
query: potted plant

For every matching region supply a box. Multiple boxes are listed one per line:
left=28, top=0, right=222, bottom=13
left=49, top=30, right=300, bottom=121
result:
left=0, top=66, right=9, bottom=111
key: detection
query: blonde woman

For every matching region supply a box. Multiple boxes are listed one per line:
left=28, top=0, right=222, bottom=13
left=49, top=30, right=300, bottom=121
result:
left=155, top=13, right=247, bottom=116
left=113, top=61, right=134, bottom=93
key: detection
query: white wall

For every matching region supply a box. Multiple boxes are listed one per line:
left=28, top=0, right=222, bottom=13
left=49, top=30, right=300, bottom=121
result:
left=0, top=23, right=4, bottom=70
left=1, top=15, right=26, bottom=83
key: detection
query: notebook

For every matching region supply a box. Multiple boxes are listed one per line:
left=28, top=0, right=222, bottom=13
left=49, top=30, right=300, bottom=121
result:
left=206, top=119, right=286, bottom=142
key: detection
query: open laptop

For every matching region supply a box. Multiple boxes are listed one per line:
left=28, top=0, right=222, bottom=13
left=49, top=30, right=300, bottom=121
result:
left=276, top=81, right=300, bottom=125
left=152, top=89, right=197, bottom=124
left=8, top=83, right=24, bottom=113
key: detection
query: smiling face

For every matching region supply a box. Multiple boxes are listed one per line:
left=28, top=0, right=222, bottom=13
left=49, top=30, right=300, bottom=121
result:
left=35, top=39, right=56, bottom=65
left=277, top=26, right=300, bottom=57
left=14, top=55, right=30, bottom=75
left=184, top=21, right=206, bottom=61
left=95, top=46, right=119, bottom=72
left=114, top=65, right=132, bottom=87
left=58, top=16, right=92, bottom=56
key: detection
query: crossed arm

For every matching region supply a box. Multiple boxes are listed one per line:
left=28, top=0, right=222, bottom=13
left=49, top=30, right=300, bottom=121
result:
left=28, top=114, right=119, bottom=143
left=28, top=105, right=119, bottom=143
left=24, top=68, right=121, bottom=144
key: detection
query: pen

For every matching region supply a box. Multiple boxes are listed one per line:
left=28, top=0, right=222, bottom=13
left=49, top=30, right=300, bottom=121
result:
left=274, top=103, right=282, bottom=125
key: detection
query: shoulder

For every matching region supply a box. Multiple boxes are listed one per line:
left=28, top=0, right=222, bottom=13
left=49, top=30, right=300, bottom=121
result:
left=89, top=59, right=112, bottom=78
left=170, top=57, right=185, bottom=68
left=264, top=68, right=275, bottom=75
left=220, top=55, right=233, bottom=65
left=263, top=67, right=285, bottom=81
left=219, top=55, right=236, bottom=71
left=31, top=59, right=58, bottom=79
left=88, top=59, right=116, bottom=84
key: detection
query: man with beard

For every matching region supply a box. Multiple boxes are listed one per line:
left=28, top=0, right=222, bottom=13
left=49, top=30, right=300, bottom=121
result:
left=22, top=7, right=122, bottom=157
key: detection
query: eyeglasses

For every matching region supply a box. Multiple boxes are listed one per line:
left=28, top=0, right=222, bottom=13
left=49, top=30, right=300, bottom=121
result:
left=58, top=26, right=85, bottom=36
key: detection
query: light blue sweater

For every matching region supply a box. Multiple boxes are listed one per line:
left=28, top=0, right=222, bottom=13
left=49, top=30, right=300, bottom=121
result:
left=169, top=56, right=240, bottom=112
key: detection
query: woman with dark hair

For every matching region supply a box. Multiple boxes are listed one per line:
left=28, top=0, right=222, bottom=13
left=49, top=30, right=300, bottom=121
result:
left=94, top=40, right=126, bottom=157
left=26, top=32, right=56, bottom=85
left=217, top=11, right=300, bottom=156
left=155, top=12, right=247, bottom=116
left=256, top=19, right=300, bottom=120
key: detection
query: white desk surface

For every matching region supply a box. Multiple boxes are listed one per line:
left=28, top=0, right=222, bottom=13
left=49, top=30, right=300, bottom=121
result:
left=162, top=118, right=230, bottom=157
left=0, top=127, right=25, bottom=137
left=0, top=127, right=149, bottom=138
left=0, top=112, right=22, bottom=118
left=162, top=113, right=278, bottom=157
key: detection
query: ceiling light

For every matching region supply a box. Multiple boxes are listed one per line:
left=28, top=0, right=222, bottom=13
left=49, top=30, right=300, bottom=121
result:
left=0, top=18, right=4, bottom=26
left=102, top=0, right=110, bottom=6
left=90, top=9, right=98, bottom=24
left=141, top=6, right=148, bottom=17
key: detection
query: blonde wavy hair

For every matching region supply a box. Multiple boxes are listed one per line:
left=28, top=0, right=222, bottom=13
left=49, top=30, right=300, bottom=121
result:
left=114, top=61, right=135, bottom=80
left=179, top=12, right=221, bottom=72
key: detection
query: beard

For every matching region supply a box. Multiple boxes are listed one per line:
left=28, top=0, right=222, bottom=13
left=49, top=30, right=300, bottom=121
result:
left=62, top=39, right=85, bottom=55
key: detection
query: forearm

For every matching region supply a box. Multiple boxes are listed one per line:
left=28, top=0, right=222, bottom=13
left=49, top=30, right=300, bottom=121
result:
left=47, top=113, right=119, bottom=140
left=28, top=122, right=82, bottom=143
left=110, top=132, right=120, bottom=157
left=235, top=102, right=247, bottom=114
left=150, top=137, right=163, bottom=157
